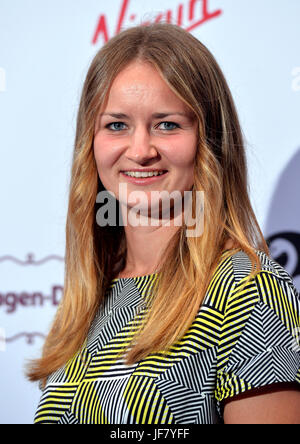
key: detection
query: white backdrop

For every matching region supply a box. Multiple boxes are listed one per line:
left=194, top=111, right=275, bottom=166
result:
left=0, top=0, right=299, bottom=424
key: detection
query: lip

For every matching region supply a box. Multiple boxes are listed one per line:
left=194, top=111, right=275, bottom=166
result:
left=120, top=170, right=168, bottom=185
left=120, top=169, right=168, bottom=172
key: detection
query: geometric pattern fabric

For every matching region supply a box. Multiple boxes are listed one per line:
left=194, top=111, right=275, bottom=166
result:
left=34, top=249, right=300, bottom=424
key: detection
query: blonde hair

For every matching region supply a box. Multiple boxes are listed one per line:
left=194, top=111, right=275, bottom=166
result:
left=26, top=23, right=269, bottom=385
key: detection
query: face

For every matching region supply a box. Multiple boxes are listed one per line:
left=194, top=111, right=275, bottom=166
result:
left=93, top=61, right=198, bottom=222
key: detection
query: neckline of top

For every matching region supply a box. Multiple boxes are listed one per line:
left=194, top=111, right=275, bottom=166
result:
left=111, top=248, right=238, bottom=282
left=111, top=271, right=159, bottom=282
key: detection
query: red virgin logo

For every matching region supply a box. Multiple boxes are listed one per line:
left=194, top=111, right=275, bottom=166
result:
left=92, top=0, right=222, bottom=45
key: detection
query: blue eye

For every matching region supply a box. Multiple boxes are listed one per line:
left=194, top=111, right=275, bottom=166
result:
left=158, top=122, right=179, bottom=130
left=106, top=122, right=126, bottom=131
left=105, top=121, right=179, bottom=132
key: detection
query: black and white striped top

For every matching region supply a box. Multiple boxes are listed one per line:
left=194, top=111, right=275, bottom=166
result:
left=34, top=249, right=300, bottom=424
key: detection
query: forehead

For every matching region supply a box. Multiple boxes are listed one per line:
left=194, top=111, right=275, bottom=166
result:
left=111, top=61, right=162, bottom=86
left=102, top=61, right=190, bottom=111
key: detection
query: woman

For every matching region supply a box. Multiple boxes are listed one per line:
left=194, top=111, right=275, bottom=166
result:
left=28, top=23, right=300, bottom=424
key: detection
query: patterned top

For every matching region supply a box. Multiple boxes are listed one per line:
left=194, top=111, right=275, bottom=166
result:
left=34, top=249, right=300, bottom=424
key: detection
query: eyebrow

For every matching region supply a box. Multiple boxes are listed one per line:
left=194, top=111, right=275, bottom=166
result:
left=99, top=112, right=193, bottom=119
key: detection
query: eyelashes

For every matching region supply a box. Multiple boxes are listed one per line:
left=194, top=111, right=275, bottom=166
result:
left=158, top=122, right=179, bottom=131
left=105, top=121, right=180, bottom=132
left=106, top=122, right=126, bottom=131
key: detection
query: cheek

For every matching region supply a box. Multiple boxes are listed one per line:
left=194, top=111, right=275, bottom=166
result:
left=93, top=139, right=116, bottom=191
left=167, top=135, right=197, bottom=167
left=93, top=134, right=117, bottom=170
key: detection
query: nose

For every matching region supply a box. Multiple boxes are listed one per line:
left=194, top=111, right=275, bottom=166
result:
left=125, top=124, right=158, bottom=163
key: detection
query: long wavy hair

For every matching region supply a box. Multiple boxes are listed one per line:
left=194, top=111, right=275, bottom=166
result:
left=26, top=22, right=269, bottom=385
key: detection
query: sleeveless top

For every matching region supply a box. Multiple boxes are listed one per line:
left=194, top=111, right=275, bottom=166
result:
left=34, top=249, right=300, bottom=424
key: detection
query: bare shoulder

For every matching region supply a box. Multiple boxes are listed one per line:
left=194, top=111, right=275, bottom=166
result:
left=224, top=382, right=300, bottom=424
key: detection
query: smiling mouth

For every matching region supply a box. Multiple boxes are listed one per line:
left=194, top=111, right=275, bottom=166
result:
left=120, top=170, right=169, bottom=184
left=121, top=170, right=168, bottom=178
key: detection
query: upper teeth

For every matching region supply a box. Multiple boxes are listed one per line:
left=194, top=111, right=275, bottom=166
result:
left=123, top=171, right=165, bottom=177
